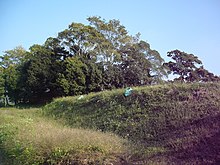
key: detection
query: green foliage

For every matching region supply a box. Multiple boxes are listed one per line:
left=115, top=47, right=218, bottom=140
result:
left=119, top=40, right=166, bottom=86
left=87, top=16, right=130, bottom=61
left=0, top=46, right=27, bottom=68
left=0, top=68, right=4, bottom=100
left=164, top=49, right=220, bottom=82
left=57, top=56, right=88, bottom=95
left=84, top=60, right=103, bottom=92
left=0, top=17, right=169, bottom=104
left=0, top=46, right=28, bottom=105
left=88, top=16, right=167, bottom=86
left=43, top=83, right=220, bottom=164
left=19, top=44, right=63, bottom=104
left=0, top=121, right=38, bottom=165
left=3, top=17, right=220, bottom=105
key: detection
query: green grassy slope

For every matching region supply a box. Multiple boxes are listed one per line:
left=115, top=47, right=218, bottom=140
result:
left=43, top=83, right=220, bottom=164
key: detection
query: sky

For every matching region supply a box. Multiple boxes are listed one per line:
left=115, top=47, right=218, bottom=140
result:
left=1, top=0, right=220, bottom=75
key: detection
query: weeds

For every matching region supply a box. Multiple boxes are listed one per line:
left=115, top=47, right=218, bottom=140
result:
left=43, top=82, right=220, bottom=164
left=1, top=83, right=220, bottom=164
left=0, top=108, right=128, bottom=164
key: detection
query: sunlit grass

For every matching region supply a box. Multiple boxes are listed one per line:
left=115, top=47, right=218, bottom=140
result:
left=0, top=108, right=128, bottom=164
left=1, top=82, right=220, bottom=164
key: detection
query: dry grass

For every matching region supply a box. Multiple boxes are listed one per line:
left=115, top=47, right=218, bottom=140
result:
left=28, top=120, right=127, bottom=154
left=0, top=108, right=128, bottom=164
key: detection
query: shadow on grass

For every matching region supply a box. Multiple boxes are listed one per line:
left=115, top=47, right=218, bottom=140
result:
left=151, top=113, right=220, bottom=164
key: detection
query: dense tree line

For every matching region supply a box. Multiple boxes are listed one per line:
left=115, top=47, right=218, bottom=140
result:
left=0, top=17, right=219, bottom=105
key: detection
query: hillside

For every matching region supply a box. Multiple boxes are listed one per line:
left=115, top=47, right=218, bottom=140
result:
left=1, top=83, right=220, bottom=164
left=43, top=82, right=220, bottom=164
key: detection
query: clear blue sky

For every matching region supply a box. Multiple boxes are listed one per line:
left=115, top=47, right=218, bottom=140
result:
left=1, top=0, right=220, bottom=75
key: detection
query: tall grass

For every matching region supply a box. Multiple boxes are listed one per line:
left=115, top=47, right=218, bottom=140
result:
left=0, top=108, right=128, bottom=164
left=1, top=83, right=220, bottom=164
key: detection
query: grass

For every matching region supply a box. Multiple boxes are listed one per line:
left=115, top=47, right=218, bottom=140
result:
left=43, top=82, right=220, bottom=164
left=1, top=82, right=220, bottom=164
left=0, top=108, right=129, bottom=164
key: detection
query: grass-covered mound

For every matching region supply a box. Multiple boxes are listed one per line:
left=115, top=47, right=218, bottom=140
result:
left=0, top=108, right=128, bottom=165
left=43, top=83, right=220, bottom=164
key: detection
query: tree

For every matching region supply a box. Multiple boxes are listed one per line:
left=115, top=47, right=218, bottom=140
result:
left=23, top=44, right=62, bottom=104
left=0, top=46, right=27, bottom=104
left=57, top=56, right=88, bottom=95
left=0, top=67, right=5, bottom=105
left=187, top=66, right=220, bottom=82
left=87, top=16, right=131, bottom=63
left=120, top=40, right=167, bottom=85
left=45, top=35, right=104, bottom=94
left=57, top=22, right=106, bottom=60
left=88, top=16, right=167, bottom=86
left=0, top=46, right=27, bottom=68
left=164, top=49, right=220, bottom=82
left=119, top=41, right=151, bottom=86
left=0, top=16, right=169, bottom=104
left=102, top=63, right=124, bottom=89
left=84, top=60, right=103, bottom=92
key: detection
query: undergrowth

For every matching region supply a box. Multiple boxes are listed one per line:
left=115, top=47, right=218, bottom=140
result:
left=43, top=82, right=220, bottom=164
left=0, top=108, right=128, bottom=165
left=1, top=83, right=220, bottom=164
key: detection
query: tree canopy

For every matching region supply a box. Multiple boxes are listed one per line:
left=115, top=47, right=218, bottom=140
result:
left=0, top=17, right=218, bottom=105
left=164, top=49, right=220, bottom=82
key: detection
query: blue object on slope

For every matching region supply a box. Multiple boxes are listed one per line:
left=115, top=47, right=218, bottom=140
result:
left=124, top=87, right=133, bottom=97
